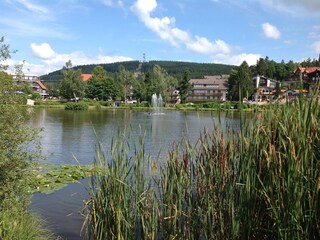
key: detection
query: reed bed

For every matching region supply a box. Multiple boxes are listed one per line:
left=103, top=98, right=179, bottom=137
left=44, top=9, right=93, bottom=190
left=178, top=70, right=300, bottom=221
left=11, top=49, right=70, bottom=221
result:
left=83, top=96, right=320, bottom=239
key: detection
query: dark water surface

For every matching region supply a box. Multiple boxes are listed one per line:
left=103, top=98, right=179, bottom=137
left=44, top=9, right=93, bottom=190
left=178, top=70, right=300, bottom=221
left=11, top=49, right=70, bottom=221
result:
left=29, top=108, right=240, bottom=239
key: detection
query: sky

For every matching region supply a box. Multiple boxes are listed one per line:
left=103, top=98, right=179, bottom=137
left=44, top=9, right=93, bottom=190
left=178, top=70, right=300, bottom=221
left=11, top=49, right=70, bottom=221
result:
left=1, top=0, right=320, bottom=76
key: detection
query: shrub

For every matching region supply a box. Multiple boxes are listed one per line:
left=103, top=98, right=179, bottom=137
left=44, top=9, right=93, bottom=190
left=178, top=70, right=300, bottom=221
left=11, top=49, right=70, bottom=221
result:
left=65, top=102, right=88, bottom=110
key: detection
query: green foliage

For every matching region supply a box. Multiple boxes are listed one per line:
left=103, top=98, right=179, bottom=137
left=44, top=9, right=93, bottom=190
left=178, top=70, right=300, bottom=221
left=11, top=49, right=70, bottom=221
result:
left=0, top=72, right=39, bottom=206
left=34, top=100, right=63, bottom=106
left=65, top=102, right=88, bottom=110
left=177, top=68, right=192, bottom=103
left=202, top=101, right=221, bottom=108
left=86, top=65, right=120, bottom=100
left=115, top=65, right=135, bottom=100
left=41, top=60, right=234, bottom=82
left=0, top=201, right=54, bottom=240
left=251, top=56, right=298, bottom=81
left=59, top=60, right=86, bottom=100
left=83, top=96, right=320, bottom=239
left=228, top=61, right=254, bottom=101
left=142, top=60, right=235, bottom=79
left=142, top=64, right=178, bottom=102
left=0, top=37, right=53, bottom=240
left=28, top=164, right=95, bottom=194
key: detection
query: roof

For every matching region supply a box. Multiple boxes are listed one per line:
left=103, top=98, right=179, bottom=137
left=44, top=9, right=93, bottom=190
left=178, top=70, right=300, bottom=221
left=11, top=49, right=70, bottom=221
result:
left=81, top=74, right=93, bottom=81
left=36, top=81, right=47, bottom=90
left=294, top=66, right=320, bottom=74
left=305, top=67, right=320, bottom=73
left=189, top=76, right=228, bottom=89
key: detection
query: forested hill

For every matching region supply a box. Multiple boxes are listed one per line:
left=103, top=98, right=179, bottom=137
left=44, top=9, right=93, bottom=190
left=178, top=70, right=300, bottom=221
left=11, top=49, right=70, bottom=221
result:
left=40, top=60, right=235, bottom=82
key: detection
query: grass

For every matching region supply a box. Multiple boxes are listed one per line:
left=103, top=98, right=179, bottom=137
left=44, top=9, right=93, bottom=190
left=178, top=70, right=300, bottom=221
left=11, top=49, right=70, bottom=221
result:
left=82, top=94, right=320, bottom=239
left=0, top=201, right=54, bottom=240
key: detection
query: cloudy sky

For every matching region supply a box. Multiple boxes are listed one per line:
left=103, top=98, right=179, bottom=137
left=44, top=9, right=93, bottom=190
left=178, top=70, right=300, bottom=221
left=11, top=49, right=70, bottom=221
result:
left=1, top=0, right=320, bottom=76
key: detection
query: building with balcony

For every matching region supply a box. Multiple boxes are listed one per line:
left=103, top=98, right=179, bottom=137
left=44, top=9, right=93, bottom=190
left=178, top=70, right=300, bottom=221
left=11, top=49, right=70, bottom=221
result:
left=187, top=75, right=228, bottom=102
left=12, top=74, right=48, bottom=98
left=252, top=75, right=279, bottom=102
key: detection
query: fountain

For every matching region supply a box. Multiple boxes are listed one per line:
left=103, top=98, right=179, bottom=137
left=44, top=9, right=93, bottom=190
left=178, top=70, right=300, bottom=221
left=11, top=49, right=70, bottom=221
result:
left=151, top=93, right=164, bottom=115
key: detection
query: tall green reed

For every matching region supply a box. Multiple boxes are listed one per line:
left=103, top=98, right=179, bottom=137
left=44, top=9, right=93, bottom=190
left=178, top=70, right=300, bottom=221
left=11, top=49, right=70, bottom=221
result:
left=83, top=94, right=320, bottom=239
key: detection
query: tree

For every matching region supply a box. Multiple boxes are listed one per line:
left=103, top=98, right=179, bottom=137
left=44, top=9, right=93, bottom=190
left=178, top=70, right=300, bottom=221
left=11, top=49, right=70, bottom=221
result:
left=274, top=60, right=287, bottom=80
left=86, top=65, right=119, bottom=100
left=228, top=61, right=253, bottom=101
left=144, top=65, right=178, bottom=102
left=59, top=60, right=86, bottom=100
left=116, top=65, right=135, bottom=101
left=178, top=68, right=192, bottom=103
left=255, top=57, right=268, bottom=76
left=228, top=68, right=239, bottom=100
left=0, top=37, right=39, bottom=208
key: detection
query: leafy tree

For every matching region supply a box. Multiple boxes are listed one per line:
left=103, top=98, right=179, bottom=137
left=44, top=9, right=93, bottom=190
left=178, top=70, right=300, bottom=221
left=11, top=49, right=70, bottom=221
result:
left=266, top=59, right=276, bottom=78
left=59, top=60, right=86, bottom=100
left=178, top=68, right=192, bottom=103
left=45, top=83, right=60, bottom=98
left=255, top=57, right=268, bottom=76
left=145, top=64, right=178, bottom=102
left=86, top=65, right=119, bottom=100
left=116, top=65, right=135, bottom=101
left=0, top=37, right=39, bottom=208
left=228, top=68, right=238, bottom=100
left=228, top=61, right=253, bottom=101
left=274, top=60, right=287, bottom=80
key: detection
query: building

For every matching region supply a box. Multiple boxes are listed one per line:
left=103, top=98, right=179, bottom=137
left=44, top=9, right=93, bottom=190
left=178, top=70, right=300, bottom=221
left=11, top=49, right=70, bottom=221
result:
left=12, top=74, right=48, bottom=98
left=187, top=75, right=228, bottom=102
left=169, top=89, right=181, bottom=104
left=81, top=74, right=93, bottom=82
left=252, top=75, right=279, bottom=102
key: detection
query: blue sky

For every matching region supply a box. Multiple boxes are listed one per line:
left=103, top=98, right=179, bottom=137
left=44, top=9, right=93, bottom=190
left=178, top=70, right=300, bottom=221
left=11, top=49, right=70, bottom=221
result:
left=1, top=0, right=320, bottom=76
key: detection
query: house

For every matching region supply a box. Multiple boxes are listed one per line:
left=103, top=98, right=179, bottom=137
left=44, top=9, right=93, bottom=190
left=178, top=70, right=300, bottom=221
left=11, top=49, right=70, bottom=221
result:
left=12, top=74, right=48, bottom=98
left=81, top=74, right=93, bottom=82
left=187, top=75, right=228, bottom=102
left=169, top=89, right=181, bottom=104
left=252, top=75, right=279, bottom=102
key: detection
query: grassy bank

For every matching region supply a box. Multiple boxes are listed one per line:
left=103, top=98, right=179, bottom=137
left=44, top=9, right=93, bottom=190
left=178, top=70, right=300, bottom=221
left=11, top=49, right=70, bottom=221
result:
left=82, top=96, right=320, bottom=239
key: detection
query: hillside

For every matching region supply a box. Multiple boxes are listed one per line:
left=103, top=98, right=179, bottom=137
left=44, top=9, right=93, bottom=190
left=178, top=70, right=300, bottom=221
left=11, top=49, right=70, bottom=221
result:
left=40, top=60, right=235, bottom=82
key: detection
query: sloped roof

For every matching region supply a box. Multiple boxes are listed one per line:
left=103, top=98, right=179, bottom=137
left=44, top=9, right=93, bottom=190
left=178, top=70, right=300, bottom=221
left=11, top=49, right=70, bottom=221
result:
left=305, top=67, right=320, bottom=73
left=189, top=76, right=228, bottom=89
left=294, top=66, right=320, bottom=74
left=36, top=81, right=47, bottom=90
left=81, top=74, right=93, bottom=81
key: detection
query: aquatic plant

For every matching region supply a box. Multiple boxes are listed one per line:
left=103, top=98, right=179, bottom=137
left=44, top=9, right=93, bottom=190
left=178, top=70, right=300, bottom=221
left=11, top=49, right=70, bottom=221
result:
left=83, top=94, right=320, bottom=239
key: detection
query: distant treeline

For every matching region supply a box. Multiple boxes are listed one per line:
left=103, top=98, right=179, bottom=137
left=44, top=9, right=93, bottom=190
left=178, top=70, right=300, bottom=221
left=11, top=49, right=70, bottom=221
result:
left=40, top=60, right=235, bottom=82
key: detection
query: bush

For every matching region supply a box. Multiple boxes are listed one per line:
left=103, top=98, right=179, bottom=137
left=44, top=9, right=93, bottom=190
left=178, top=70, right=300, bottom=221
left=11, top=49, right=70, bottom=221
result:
left=99, top=100, right=115, bottom=107
left=65, top=102, right=88, bottom=110
left=34, top=100, right=62, bottom=105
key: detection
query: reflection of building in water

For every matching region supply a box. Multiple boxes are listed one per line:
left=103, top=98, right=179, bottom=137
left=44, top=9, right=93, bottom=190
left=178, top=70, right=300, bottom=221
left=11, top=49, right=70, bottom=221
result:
left=11, top=74, right=48, bottom=98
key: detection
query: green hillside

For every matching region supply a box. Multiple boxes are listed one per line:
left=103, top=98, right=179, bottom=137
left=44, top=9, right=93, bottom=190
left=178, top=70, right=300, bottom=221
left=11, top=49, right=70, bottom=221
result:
left=40, top=60, right=234, bottom=82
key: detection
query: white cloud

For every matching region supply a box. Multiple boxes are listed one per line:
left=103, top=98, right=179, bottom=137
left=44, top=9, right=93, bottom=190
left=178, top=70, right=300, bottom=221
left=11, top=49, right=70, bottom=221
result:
left=9, top=43, right=134, bottom=75
left=256, top=0, right=320, bottom=14
left=311, top=41, right=320, bottom=53
left=131, top=0, right=189, bottom=47
left=262, top=22, right=281, bottom=39
left=102, top=0, right=124, bottom=8
left=131, top=0, right=257, bottom=66
left=31, top=43, right=56, bottom=60
left=14, top=0, right=49, bottom=14
left=186, top=37, right=232, bottom=55
left=213, top=53, right=261, bottom=66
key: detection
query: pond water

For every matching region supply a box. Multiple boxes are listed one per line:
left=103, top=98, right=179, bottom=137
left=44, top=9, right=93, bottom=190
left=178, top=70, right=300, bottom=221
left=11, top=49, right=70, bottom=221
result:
left=29, top=108, right=241, bottom=239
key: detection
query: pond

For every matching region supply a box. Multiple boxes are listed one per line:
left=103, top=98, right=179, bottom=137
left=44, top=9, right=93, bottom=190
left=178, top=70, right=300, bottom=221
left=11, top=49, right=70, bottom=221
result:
left=29, top=108, right=241, bottom=239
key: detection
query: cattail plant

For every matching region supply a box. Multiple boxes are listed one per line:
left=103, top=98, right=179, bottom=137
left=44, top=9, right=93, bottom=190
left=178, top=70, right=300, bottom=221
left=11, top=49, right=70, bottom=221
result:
left=83, top=91, right=320, bottom=239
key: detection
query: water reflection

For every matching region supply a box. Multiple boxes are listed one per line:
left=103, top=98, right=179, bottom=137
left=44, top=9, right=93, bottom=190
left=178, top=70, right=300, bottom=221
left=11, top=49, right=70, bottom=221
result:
left=29, top=108, right=241, bottom=239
